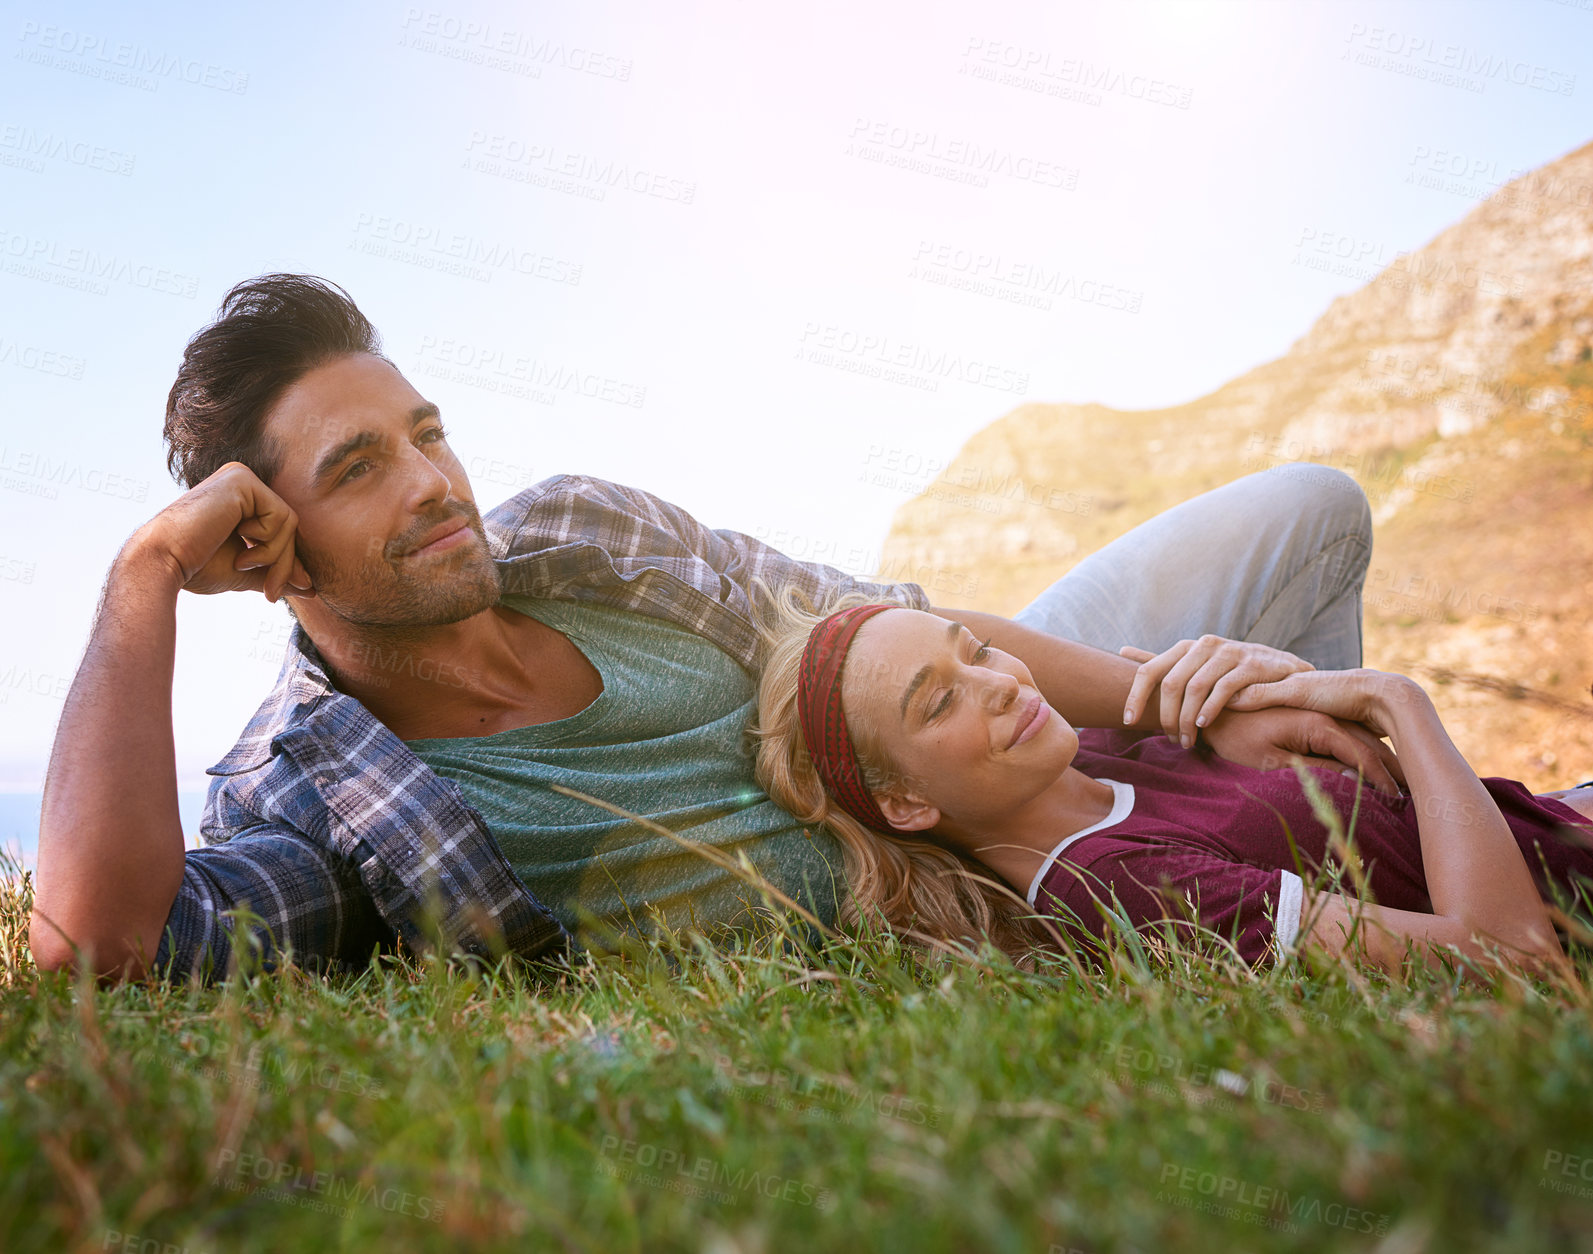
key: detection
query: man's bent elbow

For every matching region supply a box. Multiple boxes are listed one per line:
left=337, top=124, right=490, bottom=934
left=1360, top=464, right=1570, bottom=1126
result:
left=28, top=909, right=88, bottom=974
left=27, top=910, right=149, bottom=981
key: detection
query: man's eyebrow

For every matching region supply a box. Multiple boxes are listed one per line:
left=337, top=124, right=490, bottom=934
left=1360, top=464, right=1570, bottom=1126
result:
left=312, top=403, right=441, bottom=485
left=900, top=618, right=964, bottom=722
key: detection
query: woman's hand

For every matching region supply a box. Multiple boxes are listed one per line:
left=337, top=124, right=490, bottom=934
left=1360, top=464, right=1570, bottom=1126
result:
left=1119, top=636, right=1315, bottom=748
left=1224, top=667, right=1423, bottom=739
left=1200, top=704, right=1407, bottom=794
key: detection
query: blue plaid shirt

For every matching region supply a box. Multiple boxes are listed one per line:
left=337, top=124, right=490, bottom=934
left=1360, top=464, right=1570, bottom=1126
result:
left=153, top=475, right=929, bottom=981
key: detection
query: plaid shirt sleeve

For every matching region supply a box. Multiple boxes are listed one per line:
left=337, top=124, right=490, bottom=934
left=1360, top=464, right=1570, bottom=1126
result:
left=151, top=823, right=392, bottom=981
left=487, top=474, right=932, bottom=668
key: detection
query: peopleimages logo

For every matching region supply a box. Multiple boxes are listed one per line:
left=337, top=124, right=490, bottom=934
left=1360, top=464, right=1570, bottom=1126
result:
left=711, top=1053, right=943, bottom=1127
left=16, top=21, right=250, bottom=93
left=158, top=1035, right=388, bottom=1098
left=1158, top=1162, right=1391, bottom=1235
left=101, top=1231, right=210, bottom=1254
left=350, top=213, right=582, bottom=286
left=0, top=125, right=135, bottom=175
left=0, top=227, right=199, bottom=298
left=845, top=118, right=1079, bottom=190
left=0, top=445, right=149, bottom=502
left=1100, top=1043, right=1327, bottom=1113
left=212, top=1150, right=445, bottom=1222
left=860, top=444, right=1094, bottom=517
left=1540, top=1149, right=1593, bottom=1200
left=796, top=321, right=1030, bottom=396
left=464, top=132, right=695, bottom=204
left=416, top=335, right=647, bottom=408
left=597, top=1135, right=834, bottom=1210
left=399, top=8, right=633, bottom=80
left=960, top=38, right=1195, bottom=109
left=910, top=239, right=1143, bottom=314
left=0, top=336, right=86, bottom=379
left=1343, top=23, right=1576, bottom=96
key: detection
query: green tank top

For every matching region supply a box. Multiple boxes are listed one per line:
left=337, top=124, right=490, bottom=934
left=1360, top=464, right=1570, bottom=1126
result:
left=405, top=594, right=842, bottom=946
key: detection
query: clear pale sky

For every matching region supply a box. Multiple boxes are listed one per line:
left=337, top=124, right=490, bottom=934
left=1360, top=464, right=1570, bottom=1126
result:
left=1, top=0, right=1590, bottom=789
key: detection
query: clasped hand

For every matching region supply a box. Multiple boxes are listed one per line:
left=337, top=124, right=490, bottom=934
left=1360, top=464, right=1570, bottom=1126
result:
left=1119, top=637, right=1406, bottom=795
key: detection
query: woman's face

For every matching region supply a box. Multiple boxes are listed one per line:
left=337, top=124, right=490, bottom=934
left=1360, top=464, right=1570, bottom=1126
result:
left=842, top=609, right=1080, bottom=827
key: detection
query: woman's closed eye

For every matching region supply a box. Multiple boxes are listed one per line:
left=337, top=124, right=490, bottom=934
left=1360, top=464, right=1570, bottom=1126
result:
left=927, top=636, right=995, bottom=721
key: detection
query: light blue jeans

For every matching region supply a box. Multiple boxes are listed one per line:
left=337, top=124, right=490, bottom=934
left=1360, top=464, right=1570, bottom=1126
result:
left=1012, top=463, right=1372, bottom=671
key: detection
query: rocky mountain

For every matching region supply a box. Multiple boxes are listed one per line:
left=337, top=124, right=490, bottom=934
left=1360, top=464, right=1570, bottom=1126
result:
left=880, top=140, right=1593, bottom=790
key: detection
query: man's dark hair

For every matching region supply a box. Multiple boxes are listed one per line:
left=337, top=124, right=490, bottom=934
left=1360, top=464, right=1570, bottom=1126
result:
left=163, top=273, right=388, bottom=489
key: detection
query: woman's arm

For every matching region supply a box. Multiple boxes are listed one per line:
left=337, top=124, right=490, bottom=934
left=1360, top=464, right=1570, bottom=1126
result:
left=1237, top=669, right=1566, bottom=981
left=933, top=608, right=1402, bottom=790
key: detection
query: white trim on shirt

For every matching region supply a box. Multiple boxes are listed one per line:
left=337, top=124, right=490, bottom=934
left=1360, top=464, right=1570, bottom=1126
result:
left=1274, top=870, right=1305, bottom=961
left=1025, top=778, right=1136, bottom=907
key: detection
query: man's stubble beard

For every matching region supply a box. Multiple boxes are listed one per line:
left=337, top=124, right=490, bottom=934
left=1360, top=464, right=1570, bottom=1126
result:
left=297, top=501, right=503, bottom=631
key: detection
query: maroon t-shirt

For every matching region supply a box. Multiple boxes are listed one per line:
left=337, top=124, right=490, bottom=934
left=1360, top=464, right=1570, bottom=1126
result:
left=1031, top=728, right=1593, bottom=967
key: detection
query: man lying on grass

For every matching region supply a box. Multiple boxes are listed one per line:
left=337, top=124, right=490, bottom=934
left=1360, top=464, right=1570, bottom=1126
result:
left=31, top=272, right=1399, bottom=982
left=750, top=591, right=1593, bottom=980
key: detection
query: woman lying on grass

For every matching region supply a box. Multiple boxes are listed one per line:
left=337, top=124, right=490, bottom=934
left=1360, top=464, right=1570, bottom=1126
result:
left=750, top=589, right=1593, bottom=981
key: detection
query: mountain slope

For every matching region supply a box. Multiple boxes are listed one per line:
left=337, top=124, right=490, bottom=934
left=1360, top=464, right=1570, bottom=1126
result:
left=880, top=141, right=1593, bottom=788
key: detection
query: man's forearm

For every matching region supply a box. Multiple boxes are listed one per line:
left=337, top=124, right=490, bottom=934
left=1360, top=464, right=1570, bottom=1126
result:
left=929, top=607, right=1161, bottom=732
left=32, top=535, right=187, bottom=976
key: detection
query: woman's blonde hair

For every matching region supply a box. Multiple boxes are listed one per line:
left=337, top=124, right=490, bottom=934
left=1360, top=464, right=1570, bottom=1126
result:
left=748, top=582, right=1062, bottom=966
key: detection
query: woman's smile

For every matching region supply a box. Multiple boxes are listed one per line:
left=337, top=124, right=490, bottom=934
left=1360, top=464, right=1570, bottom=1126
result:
left=1008, top=695, right=1050, bottom=748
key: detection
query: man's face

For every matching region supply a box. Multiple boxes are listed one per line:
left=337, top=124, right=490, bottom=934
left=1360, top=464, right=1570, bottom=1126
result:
left=261, top=352, right=501, bottom=628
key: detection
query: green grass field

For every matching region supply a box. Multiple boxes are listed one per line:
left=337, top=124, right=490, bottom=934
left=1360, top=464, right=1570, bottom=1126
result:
left=5, top=841, right=1593, bottom=1254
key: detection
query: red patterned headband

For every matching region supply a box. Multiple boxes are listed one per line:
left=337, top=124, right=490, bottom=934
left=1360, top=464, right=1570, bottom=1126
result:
left=797, top=603, right=898, bottom=833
